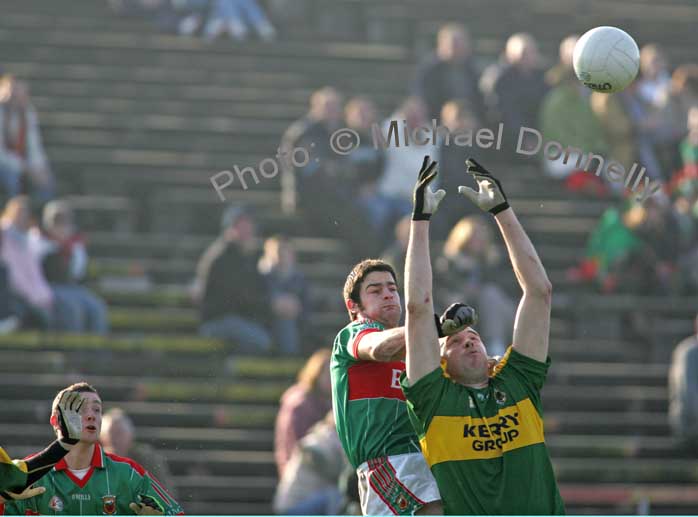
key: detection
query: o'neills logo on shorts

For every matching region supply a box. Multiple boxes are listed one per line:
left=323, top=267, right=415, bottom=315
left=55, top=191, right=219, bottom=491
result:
left=102, top=495, right=117, bottom=515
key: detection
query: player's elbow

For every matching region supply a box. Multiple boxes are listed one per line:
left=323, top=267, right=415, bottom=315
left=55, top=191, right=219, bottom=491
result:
left=406, top=297, right=432, bottom=316
left=527, top=280, right=552, bottom=301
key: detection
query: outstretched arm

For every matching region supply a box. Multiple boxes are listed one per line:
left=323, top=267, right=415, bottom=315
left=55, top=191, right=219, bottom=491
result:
left=459, top=159, right=552, bottom=362
left=356, top=327, right=406, bottom=362
left=405, top=157, right=445, bottom=383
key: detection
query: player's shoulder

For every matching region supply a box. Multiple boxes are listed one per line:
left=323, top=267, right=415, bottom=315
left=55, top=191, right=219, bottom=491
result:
left=104, top=452, right=147, bottom=477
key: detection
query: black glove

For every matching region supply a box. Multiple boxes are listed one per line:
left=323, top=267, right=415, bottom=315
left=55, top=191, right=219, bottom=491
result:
left=458, top=158, right=510, bottom=215
left=435, top=303, right=478, bottom=337
left=412, top=155, right=446, bottom=221
left=57, top=391, right=84, bottom=447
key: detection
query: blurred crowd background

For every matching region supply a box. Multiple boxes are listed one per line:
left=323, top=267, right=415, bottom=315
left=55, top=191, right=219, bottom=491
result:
left=0, top=0, right=697, bottom=514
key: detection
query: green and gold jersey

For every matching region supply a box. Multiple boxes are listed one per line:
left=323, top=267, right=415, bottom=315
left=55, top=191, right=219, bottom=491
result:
left=331, top=318, right=421, bottom=469
left=0, top=447, right=27, bottom=493
left=401, top=346, right=565, bottom=515
left=1, top=444, right=182, bottom=515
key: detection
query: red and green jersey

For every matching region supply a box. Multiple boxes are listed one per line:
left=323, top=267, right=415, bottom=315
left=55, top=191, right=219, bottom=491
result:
left=331, top=318, right=421, bottom=469
left=0, top=444, right=183, bottom=515
left=401, top=346, right=565, bottom=515
left=0, top=447, right=27, bottom=492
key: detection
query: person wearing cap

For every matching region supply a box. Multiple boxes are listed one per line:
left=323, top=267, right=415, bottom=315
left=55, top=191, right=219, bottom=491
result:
left=192, top=205, right=272, bottom=353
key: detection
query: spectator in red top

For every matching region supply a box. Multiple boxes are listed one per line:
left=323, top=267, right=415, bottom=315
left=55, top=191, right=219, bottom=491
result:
left=0, top=76, right=54, bottom=203
left=274, top=348, right=332, bottom=477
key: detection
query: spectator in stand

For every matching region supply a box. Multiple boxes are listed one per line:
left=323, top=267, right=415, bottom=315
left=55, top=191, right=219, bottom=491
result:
left=0, top=196, right=53, bottom=330
left=412, top=23, right=484, bottom=121
left=193, top=205, right=272, bottom=353
left=380, top=215, right=410, bottom=288
left=435, top=215, right=515, bottom=357
left=483, top=33, right=548, bottom=146
left=344, top=96, right=406, bottom=239
left=274, top=348, right=332, bottom=478
left=273, top=411, right=347, bottom=515
left=436, top=99, right=487, bottom=236
left=101, top=408, right=178, bottom=499
left=637, top=44, right=673, bottom=108
left=376, top=97, right=437, bottom=212
left=0, top=76, right=54, bottom=203
left=258, top=235, right=309, bottom=356
left=545, top=34, right=579, bottom=88
left=202, top=0, right=276, bottom=42
left=539, top=64, right=609, bottom=191
left=31, top=201, right=109, bottom=335
left=590, top=88, right=637, bottom=176
left=669, top=313, right=698, bottom=456
left=666, top=65, right=698, bottom=134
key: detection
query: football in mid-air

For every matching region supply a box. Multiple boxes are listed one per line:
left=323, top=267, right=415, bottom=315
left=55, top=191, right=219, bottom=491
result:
left=573, top=26, right=640, bottom=93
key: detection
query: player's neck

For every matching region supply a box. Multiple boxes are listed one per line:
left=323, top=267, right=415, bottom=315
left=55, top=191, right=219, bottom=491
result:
left=65, top=442, right=95, bottom=470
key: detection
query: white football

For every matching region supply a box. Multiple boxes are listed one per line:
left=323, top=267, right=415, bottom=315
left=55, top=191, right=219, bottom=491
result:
left=573, top=26, right=640, bottom=93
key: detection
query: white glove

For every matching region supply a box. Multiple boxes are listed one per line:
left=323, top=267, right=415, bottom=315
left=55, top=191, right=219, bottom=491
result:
left=458, top=158, right=509, bottom=215
left=56, top=391, right=85, bottom=447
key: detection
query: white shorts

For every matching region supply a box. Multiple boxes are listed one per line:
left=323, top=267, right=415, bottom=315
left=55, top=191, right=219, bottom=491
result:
left=356, top=452, right=440, bottom=516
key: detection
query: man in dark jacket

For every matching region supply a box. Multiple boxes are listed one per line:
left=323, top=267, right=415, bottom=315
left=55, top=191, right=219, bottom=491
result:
left=412, top=23, right=485, bottom=122
left=195, top=205, right=272, bottom=353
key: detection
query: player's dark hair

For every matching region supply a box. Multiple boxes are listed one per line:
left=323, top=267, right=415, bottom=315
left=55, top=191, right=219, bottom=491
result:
left=343, top=259, right=397, bottom=321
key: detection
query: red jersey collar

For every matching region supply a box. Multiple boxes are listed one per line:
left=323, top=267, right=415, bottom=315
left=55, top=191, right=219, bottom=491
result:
left=55, top=443, right=104, bottom=471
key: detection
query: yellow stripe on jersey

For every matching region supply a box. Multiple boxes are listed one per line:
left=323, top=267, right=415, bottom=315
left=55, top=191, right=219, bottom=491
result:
left=490, top=345, right=513, bottom=378
left=0, top=446, right=28, bottom=474
left=420, top=398, right=544, bottom=466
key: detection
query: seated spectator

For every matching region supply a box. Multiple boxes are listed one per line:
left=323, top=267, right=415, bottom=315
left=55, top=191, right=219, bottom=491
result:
left=637, top=44, right=673, bottom=108
left=590, top=89, right=637, bottom=174
left=666, top=64, right=698, bottom=135
left=258, top=235, right=309, bottom=356
left=101, top=408, right=178, bottom=498
left=0, top=196, right=53, bottom=330
left=376, top=97, right=437, bottom=210
left=344, top=96, right=406, bottom=238
left=0, top=76, right=54, bottom=203
left=483, top=33, right=548, bottom=145
left=412, top=23, right=484, bottom=121
left=435, top=215, right=515, bottom=357
left=545, top=34, right=579, bottom=87
left=669, top=313, right=698, bottom=456
left=274, top=348, right=332, bottom=478
left=380, top=215, right=410, bottom=288
left=31, top=201, right=109, bottom=335
left=540, top=69, right=609, bottom=185
left=202, top=0, right=276, bottom=41
left=273, top=411, right=347, bottom=515
left=194, top=205, right=272, bottom=353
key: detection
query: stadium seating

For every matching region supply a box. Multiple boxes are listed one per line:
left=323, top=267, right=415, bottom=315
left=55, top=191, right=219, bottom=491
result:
left=1, top=0, right=697, bottom=514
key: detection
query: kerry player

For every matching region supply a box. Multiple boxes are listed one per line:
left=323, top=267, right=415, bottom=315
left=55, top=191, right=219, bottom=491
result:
left=331, top=177, right=475, bottom=513
left=0, top=392, right=84, bottom=501
left=1, top=382, right=182, bottom=516
left=400, top=156, right=565, bottom=514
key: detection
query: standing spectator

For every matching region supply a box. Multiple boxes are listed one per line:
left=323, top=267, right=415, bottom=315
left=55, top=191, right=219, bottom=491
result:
left=0, top=196, right=53, bottom=330
left=412, top=23, right=484, bottom=121
left=637, top=44, right=672, bottom=108
left=669, top=313, right=698, bottom=456
left=0, top=76, right=54, bottom=203
left=101, top=408, right=178, bottom=499
left=273, top=412, right=347, bottom=515
left=539, top=71, right=609, bottom=188
left=484, top=33, right=549, bottom=146
left=202, top=0, right=276, bottom=41
left=274, top=348, right=332, bottom=478
left=344, top=96, right=405, bottom=238
left=31, top=200, right=109, bottom=334
left=435, top=215, right=516, bottom=357
left=376, top=97, right=437, bottom=209
left=545, top=34, right=579, bottom=87
left=194, top=205, right=272, bottom=353
left=258, top=235, right=309, bottom=356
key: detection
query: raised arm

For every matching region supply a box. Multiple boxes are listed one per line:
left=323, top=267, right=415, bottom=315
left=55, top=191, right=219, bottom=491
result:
left=356, top=327, right=406, bottom=362
left=459, top=159, right=552, bottom=362
left=405, top=157, right=445, bottom=382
